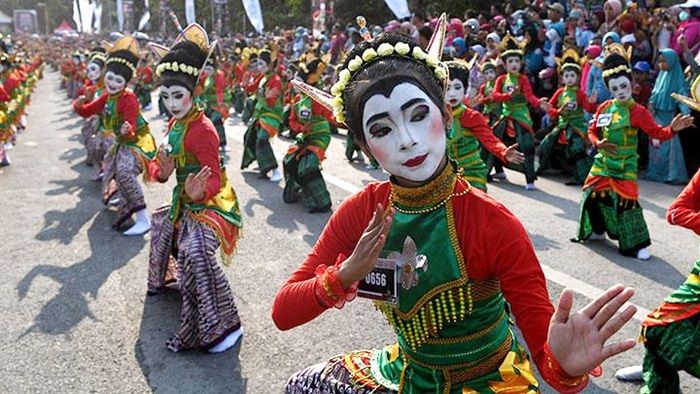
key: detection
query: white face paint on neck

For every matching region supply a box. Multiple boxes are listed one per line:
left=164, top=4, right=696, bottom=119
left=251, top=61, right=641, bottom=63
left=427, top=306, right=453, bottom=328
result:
left=104, top=70, right=126, bottom=95
left=445, top=78, right=466, bottom=108
left=505, top=57, right=521, bottom=74
left=607, top=75, right=633, bottom=102
left=87, top=62, right=103, bottom=82
left=362, top=82, right=447, bottom=183
left=562, top=70, right=578, bottom=87
left=160, top=85, right=193, bottom=119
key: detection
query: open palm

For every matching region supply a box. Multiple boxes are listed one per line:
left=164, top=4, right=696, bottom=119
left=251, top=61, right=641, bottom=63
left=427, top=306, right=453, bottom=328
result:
left=184, top=166, right=212, bottom=202
left=547, top=285, right=637, bottom=377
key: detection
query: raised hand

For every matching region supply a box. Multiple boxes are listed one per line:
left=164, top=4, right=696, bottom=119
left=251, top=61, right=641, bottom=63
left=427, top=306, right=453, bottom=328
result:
left=596, top=138, right=617, bottom=154
left=670, top=114, right=695, bottom=132
left=184, top=166, right=212, bottom=202
left=540, top=99, right=553, bottom=112
left=547, top=285, right=637, bottom=377
left=504, top=143, right=525, bottom=165
left=120, top=121, right=133, bottom=136
left=337, top=203, right=394, bottom=288
left=157, top=148, right=175, bottom=180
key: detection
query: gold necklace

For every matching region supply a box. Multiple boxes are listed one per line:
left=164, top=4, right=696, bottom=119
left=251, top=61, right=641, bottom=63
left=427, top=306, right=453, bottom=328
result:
left=389, top=174, right=471, bottom=215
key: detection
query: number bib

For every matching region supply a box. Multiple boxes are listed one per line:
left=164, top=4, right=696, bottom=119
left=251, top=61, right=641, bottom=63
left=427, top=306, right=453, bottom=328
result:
left=358, top=258, right=399, bottom=305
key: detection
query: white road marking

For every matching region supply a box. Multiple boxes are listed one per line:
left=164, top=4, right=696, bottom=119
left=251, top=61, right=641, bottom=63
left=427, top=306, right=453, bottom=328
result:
left=229, top=126, right=651, bottom=321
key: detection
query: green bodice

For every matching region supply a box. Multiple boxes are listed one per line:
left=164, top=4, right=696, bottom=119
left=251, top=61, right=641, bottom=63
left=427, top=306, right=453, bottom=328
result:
left=482, top=80, right=501, bottom=115
left=499, top=73, right=532, bottom=126
left=590, top=99, right=638, bottom=180
left=448, top=104, right=485, bottom=171
left=254, top=74, right=283, bottom=128
left=293, top=95, right=330, bottom=149
left=102, top=93, right=154, bottom=159
left=165, top=109, right=241, bottom=227
left=371, top=164, right=511, bottom=391
left=556, top=86, right=587, bottom=132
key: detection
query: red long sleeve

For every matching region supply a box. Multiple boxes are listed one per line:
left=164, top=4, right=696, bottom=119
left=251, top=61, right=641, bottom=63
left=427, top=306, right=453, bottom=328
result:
left=490, top=74, right=541, bottom=108
left=184, top=115, right=222, bottom=201
left=214, top=70, right=227, bottom=104
left=460, top=107, right=508, bottom=161
left=271, top=181, right=560, bottom=385
left=264, top=75, right=282, bottom=107
left=667, top=168, right=700, bottom=235
left=116, top=91, right=140, bottom=133
left=288, top=94, right=303, bottom=134
left=73, top=92, right=108, bottom=118
left=630, top=103, right=676, bottom=141
left=547, top=88, right=564, bottom=118
left=0, top=86, right=9, bottom=102
left=520, top=75, right=542, bottom=108
left=577, top=89, right=597, bottom=113
left=491, top=75, right=511, bottom=103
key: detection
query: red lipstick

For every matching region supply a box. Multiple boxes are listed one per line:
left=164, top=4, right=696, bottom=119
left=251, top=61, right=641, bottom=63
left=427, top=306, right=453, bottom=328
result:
left=403, top=154, right=428, bottom=167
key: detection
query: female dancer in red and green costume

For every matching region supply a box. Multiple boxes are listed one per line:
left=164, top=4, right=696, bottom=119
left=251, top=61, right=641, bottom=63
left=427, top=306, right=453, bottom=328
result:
left=538, top=50, right=597, bottom=186
left=146, top=25, right=243, bottom=353
left=444, top=59, right=523, bottom=191
left=283, top=55, right=333, bottom=213
left=196, top=57, right=229, bottom=151
left=241, top=49, right=284, bottom=181
left=488, top=35, right=551, bottom=191
left=78, top=48, right=106, bottom=176
left=74, top=36, right=157, bottom=235
left=473, top=60, right=506, bottom=181
left=574, top=53, right=695, bottom=260
left=276, top=20, right=639, bottom=393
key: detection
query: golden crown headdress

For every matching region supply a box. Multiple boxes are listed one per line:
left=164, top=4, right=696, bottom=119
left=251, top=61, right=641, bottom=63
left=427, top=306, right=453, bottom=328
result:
left=290, top=13, right=449, bottom=125
left=147, top=23, right=218, bottom=79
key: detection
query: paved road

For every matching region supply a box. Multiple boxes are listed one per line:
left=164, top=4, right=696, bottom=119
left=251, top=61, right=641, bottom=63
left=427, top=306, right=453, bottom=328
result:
left=1, top=72, right=696, bottom=393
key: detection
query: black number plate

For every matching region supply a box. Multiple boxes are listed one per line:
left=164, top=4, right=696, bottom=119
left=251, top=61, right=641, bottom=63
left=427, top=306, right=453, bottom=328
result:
left=357, top=258, right=398, bottom=304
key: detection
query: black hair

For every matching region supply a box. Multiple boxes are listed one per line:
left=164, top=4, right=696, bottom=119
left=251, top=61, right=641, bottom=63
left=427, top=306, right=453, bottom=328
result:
left=106, top=49, right=138, bottom=82
left=89, top=46, right=106, bottom=68
left=418, top=26, right=433, bottom=41
left=602, top=53, right=631, bottom=85
left=298, top=58, right=324, bottom=84
left=560, top=57, right=580, bottom=74
left=341, top=33, right=446, bottom=151
left=446, top=63, right=469, bottom=87
left=159, top=40, right=207, bottom=93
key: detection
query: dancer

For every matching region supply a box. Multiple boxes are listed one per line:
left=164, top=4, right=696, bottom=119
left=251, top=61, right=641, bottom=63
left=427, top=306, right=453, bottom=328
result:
left=134, top=55, right=154, bottom=111
left=241, top=48, right=284, bottom=181
left=488, top=34, right=551, bottom=190
left=74, top=36, right=157, bottom=235
left=79, top=48, right=106, bottom=174
left=274, top=18, right=638, bottom=393
left=573, top=49, right=695, bottom=260
left=283, top=54, right=333, bottom=213
left=146, top=24, right=243, bottom=353
left=197, top=57, right=230, bottom=152
left=538, top=49, right=597, bottom=185
left=444, top=59, right=523, bottom=191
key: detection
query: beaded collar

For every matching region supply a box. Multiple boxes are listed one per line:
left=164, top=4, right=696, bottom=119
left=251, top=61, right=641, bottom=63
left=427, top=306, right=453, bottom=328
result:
left=389, top=160, right=470, bottom=214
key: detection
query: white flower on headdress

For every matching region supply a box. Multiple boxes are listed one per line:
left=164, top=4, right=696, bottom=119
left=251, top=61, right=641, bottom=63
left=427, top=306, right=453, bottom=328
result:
left=333, top=109, right=345, bottom=123
left=435, top=65, right=448, bottom=80
left=362, top=48, right=378, bottom=62
left=377, top=43, right=395, bottom=57
left=331, top=81, right=344, bottom=96
left=412, top=47, right=427, bottom=61
left=348, top=56, right=363, bottom=72
left=171, top=62, right=179, bottom=71
left=338, top=69, right=351, bottom=85
left=180, top=63, right=187, bottom=73
left=425, top=55, right=439, bottom=68
left=395, top=42, right=411, bottom=56
left=330, top=97, right=343, bottom=110
left=187, top=66, right=195, bottom=75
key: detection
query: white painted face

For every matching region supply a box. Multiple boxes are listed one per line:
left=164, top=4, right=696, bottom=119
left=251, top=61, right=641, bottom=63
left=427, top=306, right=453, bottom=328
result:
left=256, top=59, right=269, bottom=73
left=505, top=56, right=521, bottom=74
left=160, top=85, right=193, bottom=119
left=362, top=82, right=447, bottom=183
left=445, top=78, right=466, bottom=108
left=86, top=62, right=103, bottom=82
left=203, top=64, right=215, bottom=76
left=104, top=70, right=126, bottom=95
left=484, top=68, right=497, bottom=81
left=562, top=70, right=578, bottom=86
left=607, top=75, right=633, bottom=102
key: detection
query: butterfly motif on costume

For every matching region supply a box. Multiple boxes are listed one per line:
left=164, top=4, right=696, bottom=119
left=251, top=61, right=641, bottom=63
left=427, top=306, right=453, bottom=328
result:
left=387, top=236, right=428, bottom=290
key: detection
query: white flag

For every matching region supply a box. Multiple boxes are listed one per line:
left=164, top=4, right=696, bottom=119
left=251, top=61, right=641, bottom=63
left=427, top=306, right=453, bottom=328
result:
left=185, top=0, right=196, bottom=25
left=384, top=0, right=410, bottom=20
left=93, top=0, right=103, bottom=33
left=73, top=0, right=83, bottom=32
left=138, top=0, right=150, bottom=30
left=116, top=0, right=124, bottom=31
left=79, top=0, right=93, bottom=33
left=242, top=0, right=264, bottom=34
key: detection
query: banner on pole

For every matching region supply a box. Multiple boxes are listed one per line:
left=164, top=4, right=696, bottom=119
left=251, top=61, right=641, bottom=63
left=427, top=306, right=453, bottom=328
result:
left=79, top=0, right=93, bottom=33
left=73, top=0, right=83, bottom=32
left=94, top=0, right=103, bottom=33
left=384, top=0, right=410, bottom=20
left=241, top=0, right=264, bottom=34
left=138, top=0, right=150, bottom=31
left=185, top=0, right=196, bottom=25
left=116, top=0, right=124, bottom=31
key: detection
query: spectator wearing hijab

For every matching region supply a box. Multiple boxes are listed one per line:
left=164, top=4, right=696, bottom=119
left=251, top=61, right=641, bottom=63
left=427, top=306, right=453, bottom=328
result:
left=671, top=2, right=700, bottom=56
left=646, top=49, right=691, bottom=184
left=599, top=0, right=622, bottom=35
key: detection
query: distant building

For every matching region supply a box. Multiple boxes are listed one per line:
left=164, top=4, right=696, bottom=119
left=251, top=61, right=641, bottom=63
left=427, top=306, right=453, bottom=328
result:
left=0, top=10, right=12, bottom=34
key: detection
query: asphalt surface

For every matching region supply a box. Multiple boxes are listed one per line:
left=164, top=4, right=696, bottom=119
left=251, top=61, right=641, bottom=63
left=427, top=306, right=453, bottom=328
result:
left=1, top=72, right=697, bottom=393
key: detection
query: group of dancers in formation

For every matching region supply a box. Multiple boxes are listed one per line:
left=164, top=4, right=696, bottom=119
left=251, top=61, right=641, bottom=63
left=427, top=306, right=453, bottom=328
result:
left=37, top=13, right=699, bottom=393
left=0, top=37, right=43, bottom=168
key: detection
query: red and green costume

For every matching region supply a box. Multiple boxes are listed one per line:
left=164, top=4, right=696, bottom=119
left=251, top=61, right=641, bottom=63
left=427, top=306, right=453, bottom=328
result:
left=576, top=99, right=678, bottom=256
left=241, top=73, right=283, bottom=175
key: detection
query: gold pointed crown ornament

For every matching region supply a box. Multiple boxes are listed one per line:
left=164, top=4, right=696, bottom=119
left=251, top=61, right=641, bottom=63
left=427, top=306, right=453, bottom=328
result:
left=148, top=23, right=218, bottom=80
left=103, top=35, right=140, bottom=75
left=671, top=74, right=700, bottom=112
left=499, top=34, right=524, bottom=59
left=289, top=13, right=450, bottom=125
left=557, top=48, right=581, bottom=73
